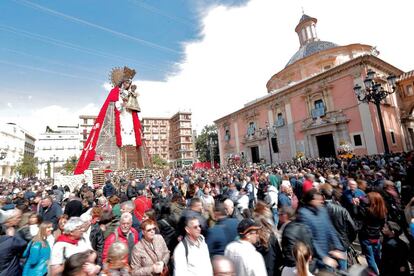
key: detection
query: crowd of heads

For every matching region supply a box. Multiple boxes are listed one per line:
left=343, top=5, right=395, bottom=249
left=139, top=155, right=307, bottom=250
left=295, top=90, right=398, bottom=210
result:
left=0, top=151, right=413, bottom=275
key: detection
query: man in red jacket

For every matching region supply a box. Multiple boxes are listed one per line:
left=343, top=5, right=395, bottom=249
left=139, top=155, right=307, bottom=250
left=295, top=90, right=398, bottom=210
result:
left=102, top=212, right=139, bottom=263
left=133, top=184, right=152, bottom=221
left=302, top=173, right=315, bottom=194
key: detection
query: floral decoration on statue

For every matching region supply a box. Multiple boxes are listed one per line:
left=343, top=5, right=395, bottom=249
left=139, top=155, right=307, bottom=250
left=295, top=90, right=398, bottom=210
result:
left=337, top=140, right=354, bottom=159
left=296, top=151, right=305, bottom=160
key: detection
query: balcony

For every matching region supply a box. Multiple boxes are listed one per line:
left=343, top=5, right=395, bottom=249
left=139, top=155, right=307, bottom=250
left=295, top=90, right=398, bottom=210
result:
left=311, top=108, right=325, bottom=119
left=302, top=110, right=349, bottom=130
left=242, top=129, right=267, bottom=144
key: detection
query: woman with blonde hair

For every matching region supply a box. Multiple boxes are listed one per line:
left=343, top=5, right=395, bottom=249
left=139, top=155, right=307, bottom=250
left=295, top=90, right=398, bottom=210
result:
left=253, top=201, right=283, bottom=276
left=101, top=242, right=131, bottom=276
left=281, top=242, right=313, bottom=276
left=22, top=222, right=54, bottom=276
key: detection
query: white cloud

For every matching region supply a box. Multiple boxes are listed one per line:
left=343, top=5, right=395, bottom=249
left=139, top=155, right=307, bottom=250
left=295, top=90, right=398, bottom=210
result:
left=134, top=0, right=414, bottom=132
left=7, top=102, right=13, bottom=108
left=6, top=0, right=414, bottom=134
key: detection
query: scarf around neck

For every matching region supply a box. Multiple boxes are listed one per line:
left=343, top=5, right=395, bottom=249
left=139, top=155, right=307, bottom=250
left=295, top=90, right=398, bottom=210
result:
left=56, top=234, right=79, bottom=245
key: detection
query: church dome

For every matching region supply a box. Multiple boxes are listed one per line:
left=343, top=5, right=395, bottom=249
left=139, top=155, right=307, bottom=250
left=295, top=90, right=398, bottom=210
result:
left=286, top=40, right=339, bottom=67
left=285, top=14, right=339, bottom=67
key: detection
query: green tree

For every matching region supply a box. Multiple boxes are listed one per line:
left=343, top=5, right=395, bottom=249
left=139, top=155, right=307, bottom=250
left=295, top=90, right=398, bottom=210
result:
left=195, top=124, right=220, bottom=163
left=152, top=154, right=168, bottom=168
left=16, top=155, right=38, bottom=177
left=63, top=155, right=78, bottom=174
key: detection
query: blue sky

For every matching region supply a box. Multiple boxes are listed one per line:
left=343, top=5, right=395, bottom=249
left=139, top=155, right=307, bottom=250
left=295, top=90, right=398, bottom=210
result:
left=0, top=0, right=216, bottom=106
left=0, top=0, right=413, bottom=136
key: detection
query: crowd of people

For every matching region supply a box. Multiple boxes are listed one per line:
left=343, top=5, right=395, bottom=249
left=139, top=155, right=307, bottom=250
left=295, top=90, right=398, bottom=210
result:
left=0, top=151, right=414, bottom=276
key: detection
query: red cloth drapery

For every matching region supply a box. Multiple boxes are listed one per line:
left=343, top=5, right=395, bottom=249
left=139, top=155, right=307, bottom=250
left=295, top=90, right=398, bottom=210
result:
left=74, top=87, right=142, bottom=175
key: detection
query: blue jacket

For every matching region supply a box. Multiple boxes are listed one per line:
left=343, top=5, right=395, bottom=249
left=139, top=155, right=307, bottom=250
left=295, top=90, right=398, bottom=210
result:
left=22, top=241, right=51, bottom=276
left=297, top=205, right=344, bottom=262
left=0, top=235, right=27, bottom=276
left=206, top=217, right=239, bottom=255
left=278, top=192, right=291, bottom=208
left=103, top=183, right=116, bottom=197
left=38, top=202, right=62, bottom=230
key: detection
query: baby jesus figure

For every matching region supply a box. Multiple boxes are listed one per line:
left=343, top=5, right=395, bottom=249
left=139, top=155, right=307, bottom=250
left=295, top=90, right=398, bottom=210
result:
left=125, top=84, right=140, bottom=112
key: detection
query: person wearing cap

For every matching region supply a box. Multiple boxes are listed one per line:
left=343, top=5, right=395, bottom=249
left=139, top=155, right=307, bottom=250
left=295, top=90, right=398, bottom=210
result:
left=380, top=221, right=410, bottom=276
left=224, top=218, right=267, bottom=276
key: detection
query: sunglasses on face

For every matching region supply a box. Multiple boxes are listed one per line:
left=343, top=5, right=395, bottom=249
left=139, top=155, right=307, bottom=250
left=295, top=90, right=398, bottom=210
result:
left=145, top=227, right=156, bottom=232
left=192, top=224, right=201, bottom=230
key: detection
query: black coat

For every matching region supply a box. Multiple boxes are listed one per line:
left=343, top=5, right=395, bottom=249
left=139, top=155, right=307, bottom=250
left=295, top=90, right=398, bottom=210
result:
left=325, top=200, right=357, bottom=248
left=256, top=232, right=283, bottom=276
left=380, top=237, right=410, bottom=276
left=126, top=184, right=138, bottom=200
left=357, top=206, right=385, bottom=240
left=0, top=235, right=27, bottom=276
left=281, top=220, right=313, bottom=267
left=90, top=223, right=104, bottom=265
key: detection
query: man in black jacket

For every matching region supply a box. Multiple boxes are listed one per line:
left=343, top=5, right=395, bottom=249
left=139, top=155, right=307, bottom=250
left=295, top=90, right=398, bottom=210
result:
left=38, top=195, right=62, bottom=229
left=126, top=180, right=138, bottom=200
left=281, top=218, right=313, bottom=269
left=320, top=184, right=357, bottom=246
left=320, top=184, right=357, bottom=265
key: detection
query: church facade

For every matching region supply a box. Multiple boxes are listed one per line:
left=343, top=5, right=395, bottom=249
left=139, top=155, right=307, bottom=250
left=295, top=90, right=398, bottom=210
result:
left=215, top=14, right=412, bottom=165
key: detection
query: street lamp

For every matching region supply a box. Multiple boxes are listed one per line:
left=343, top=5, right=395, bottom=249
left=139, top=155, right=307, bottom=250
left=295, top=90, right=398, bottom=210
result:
left=353, top=69, right=397, bottom=154
left=49, top=155, right=59, bottom=177
left=0, top=151, right=7, bottom=160
left=206, top=137, right=217, bottom=169
left=265, top=122, right=277, bottom=164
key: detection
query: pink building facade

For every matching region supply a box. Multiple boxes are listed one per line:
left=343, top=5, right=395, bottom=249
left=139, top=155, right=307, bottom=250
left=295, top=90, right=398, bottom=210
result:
left=215, top=15, right=410, bottom=166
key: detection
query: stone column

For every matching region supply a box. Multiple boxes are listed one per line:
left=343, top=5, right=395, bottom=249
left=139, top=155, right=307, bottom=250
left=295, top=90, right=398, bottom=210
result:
left=285, top=103, right=296, bottom=157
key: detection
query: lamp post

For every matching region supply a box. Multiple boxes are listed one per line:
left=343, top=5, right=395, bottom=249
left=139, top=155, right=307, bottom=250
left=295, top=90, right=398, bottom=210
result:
left=207, top=137, right=217, bottom=169
left=265, top=122, right=277, bottom=164
left=0, top=151, right=7, bottom=160
left=353, top=69, right=397, bottom=154
left=49, top=155, right=59, bottom=178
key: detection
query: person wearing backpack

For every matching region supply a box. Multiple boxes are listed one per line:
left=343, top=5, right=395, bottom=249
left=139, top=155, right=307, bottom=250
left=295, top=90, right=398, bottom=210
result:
left=173, top=216, right=212, bottom=276
left=22, top=222, right=53, bottom=276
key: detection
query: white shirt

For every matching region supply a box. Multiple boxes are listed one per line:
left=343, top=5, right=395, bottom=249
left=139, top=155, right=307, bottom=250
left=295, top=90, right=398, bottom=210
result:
left=173, top=236, right=213, bottom=276
left=50, top=238, right=92, bottom=266
left=225, top=240, right=267, bottom=276
left=237, top=194, right=249, bottom=211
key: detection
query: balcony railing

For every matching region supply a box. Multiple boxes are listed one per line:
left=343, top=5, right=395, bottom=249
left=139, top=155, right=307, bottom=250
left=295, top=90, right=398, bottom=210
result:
left=311, top=108, right=325, bottom=118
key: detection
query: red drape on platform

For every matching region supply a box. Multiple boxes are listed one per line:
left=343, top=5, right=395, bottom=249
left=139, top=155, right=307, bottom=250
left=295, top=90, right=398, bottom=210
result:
left=74, top=87, right=142, bottom=175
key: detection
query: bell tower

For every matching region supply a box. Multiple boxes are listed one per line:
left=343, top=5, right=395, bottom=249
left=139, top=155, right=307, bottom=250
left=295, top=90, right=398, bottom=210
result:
left=295, top=14, right=319, bottom=47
